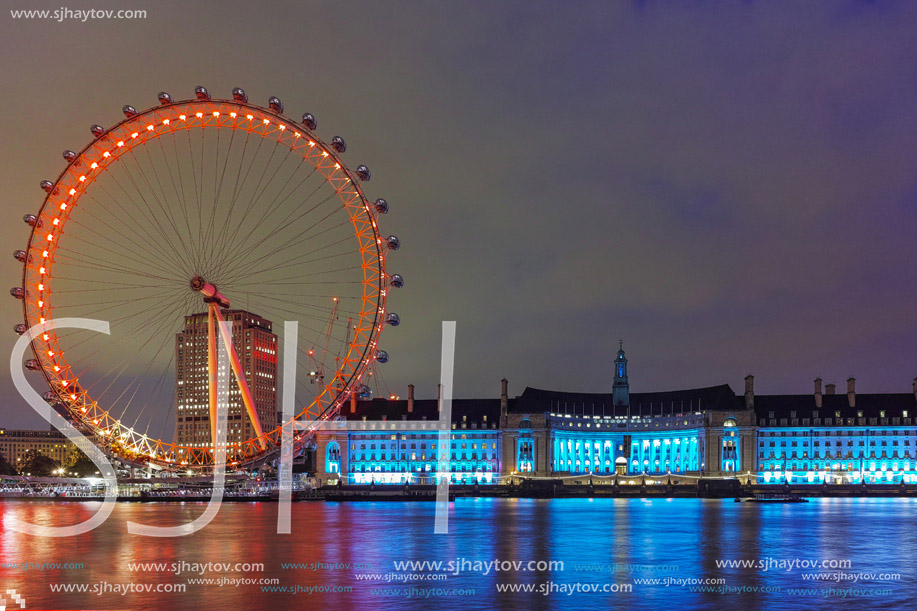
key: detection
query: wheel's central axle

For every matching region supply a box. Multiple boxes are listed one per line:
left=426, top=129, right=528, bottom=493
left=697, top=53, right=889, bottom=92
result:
left=190, top=275, right=230, bottom=308
left=189, top=275, right=267, bottom=453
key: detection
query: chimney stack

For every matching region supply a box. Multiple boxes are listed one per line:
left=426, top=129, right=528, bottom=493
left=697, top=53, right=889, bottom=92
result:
left=814, top=377, right=823, bottom=408
left=744, top=374, right=754, bottom=409
left=408, top=384, right=414, bottom=413
left=825, top=383, right=836, bottom=395
left=847, top=377, right=856, bottom=408
left=500, top=378, right=509, bottom=417
left=437, top=383, right=442, bottom=412
left=350, top=392, right=357, bottom=414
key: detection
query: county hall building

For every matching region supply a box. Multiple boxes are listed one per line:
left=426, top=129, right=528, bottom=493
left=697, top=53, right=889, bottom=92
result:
left=312, top=345, right=917, bottom=486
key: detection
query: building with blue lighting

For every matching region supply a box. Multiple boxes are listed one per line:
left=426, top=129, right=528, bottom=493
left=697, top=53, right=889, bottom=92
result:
left=313, top=385, right=503, bottom=485
left=312, top=346, right=917, bottom=485
left=754, top=377, right=917, bottom=484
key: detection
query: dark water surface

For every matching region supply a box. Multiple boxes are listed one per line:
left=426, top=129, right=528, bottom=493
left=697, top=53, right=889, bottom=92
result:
left=1, top=497, right=913, bottom=610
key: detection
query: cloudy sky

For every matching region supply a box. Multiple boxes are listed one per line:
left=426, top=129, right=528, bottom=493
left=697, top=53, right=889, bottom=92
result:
left=1, top=1, right=916, bottom=428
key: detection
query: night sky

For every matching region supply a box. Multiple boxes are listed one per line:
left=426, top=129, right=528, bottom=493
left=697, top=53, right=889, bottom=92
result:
left=2, top=1, right=916, bottom=430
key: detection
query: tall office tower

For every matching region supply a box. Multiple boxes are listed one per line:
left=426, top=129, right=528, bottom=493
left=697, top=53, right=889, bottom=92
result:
left=175, top=310, right=278, bottom=448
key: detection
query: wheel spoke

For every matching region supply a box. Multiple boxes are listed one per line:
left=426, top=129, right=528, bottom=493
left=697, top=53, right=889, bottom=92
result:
left=18, top=95, right=392, bottom=470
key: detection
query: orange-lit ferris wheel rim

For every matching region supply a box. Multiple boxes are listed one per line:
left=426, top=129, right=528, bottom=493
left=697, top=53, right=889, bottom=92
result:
left=19, top=97, right=389, bottom=468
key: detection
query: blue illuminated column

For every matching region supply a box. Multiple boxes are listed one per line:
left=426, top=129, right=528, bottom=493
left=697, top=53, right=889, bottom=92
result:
left=586, top=439, right=592, bottom=473
left=585, top=440, right=591, bottom=474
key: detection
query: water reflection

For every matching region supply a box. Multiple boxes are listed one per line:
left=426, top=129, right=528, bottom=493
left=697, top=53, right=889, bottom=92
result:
left=0, top=498, right=913, bottom=610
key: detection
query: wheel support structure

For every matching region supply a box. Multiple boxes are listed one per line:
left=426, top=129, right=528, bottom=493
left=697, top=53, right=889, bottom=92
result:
left=194, top=276, right=267, bottom=453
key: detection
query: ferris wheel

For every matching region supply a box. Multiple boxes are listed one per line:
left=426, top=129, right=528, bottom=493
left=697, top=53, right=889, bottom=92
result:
left=11, top=86, right=403, bottom=471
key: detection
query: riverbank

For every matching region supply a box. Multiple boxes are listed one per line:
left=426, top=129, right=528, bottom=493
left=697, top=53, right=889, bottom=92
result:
left=4, top=479, right=917, bottom=501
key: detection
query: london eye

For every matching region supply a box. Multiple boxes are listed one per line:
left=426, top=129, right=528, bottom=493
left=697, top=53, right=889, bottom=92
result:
left=11, top=86, right=403, bottom=471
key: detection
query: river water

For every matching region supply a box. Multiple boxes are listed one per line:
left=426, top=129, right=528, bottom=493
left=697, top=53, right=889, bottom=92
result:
left=0, top=497, right=912, bottom=610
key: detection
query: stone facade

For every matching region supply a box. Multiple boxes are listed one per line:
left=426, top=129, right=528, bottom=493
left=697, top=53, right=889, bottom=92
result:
left=308, top=351, right=917, bottom=484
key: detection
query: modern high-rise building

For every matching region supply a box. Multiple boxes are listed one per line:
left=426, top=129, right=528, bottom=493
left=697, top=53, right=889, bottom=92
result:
left=174, top=310, right=278, bottom=449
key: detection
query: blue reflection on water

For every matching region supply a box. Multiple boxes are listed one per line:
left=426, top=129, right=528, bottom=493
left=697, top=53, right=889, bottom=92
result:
left=1, top=498, right=913, bottom=610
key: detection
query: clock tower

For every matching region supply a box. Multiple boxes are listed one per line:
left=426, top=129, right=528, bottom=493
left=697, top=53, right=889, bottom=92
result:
left=613, top=340, right=629, bottom=407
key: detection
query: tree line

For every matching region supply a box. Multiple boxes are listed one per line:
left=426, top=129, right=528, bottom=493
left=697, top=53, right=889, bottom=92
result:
left=0, top=446, right=98, bottom=477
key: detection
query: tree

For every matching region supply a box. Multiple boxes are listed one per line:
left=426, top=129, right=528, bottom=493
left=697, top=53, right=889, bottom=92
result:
left=0, top=451, right=16, bottom=476
left=63, top=445, right=98, bottom=477
left=18, top=449, right=59, bottom=477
